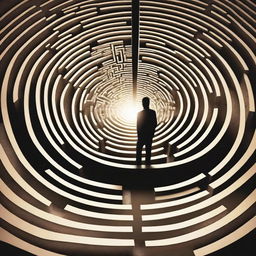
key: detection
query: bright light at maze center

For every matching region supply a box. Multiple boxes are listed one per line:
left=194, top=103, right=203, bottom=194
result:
left=114, top=98, right=141, bottom=124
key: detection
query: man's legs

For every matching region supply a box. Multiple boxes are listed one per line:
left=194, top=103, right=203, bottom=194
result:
left=145, top=139, right=152, bottom=165
left=136, top=139, right=144, bottom=165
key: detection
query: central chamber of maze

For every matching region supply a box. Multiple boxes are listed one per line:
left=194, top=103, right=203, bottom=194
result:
left=61, top=41, right=174, bottom=166
left=1, top=0, right=255, bottom=255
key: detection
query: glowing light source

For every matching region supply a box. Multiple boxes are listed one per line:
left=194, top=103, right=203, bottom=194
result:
left=114, top=99, right=141, bottom=124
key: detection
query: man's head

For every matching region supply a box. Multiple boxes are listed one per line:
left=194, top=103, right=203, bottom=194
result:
left=142, top=97, right=150, bottom=109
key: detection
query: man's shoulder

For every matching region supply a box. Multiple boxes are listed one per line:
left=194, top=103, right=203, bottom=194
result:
left=149, top=109, right=156, bottom=114
left=138, top=109, right=156, bottom=115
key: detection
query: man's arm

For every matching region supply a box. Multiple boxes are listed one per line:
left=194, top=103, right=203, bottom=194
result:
left=137, top=112, right=142, bottom=135
left=153, top=111, right=157, bottom=129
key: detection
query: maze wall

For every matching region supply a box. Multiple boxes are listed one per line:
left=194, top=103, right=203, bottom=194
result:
left=0, top=0, right=255, bottom=256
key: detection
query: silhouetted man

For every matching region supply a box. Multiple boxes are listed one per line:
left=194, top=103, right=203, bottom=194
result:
left=136, top=97, right=157, bottom=165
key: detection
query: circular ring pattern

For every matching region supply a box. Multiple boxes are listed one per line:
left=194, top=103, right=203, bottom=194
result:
left=0, top=0, right=255, bottom=256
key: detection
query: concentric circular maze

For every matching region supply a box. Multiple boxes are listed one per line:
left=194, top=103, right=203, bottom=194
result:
left=0, top=0, right=255, bottom=255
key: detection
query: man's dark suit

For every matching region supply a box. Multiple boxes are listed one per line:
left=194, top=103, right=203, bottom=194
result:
left=136, top=109, right=157, bottom=165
